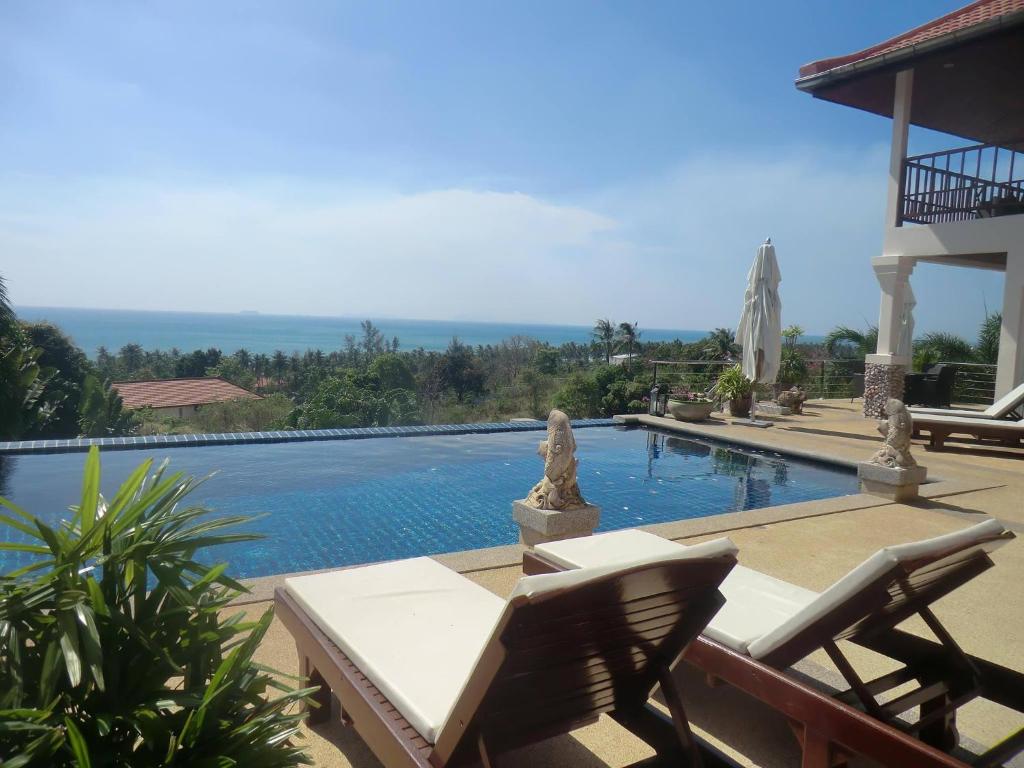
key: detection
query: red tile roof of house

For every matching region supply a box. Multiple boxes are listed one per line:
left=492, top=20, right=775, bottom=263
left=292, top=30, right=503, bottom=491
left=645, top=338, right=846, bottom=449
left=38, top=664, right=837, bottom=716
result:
left=112, top=377, right=261, bottom=410
left=799, top=0, right=1024, bottom=78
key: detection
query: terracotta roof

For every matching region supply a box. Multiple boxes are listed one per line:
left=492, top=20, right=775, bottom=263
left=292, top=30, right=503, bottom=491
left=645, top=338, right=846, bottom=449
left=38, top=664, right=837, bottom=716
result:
left=112, top=377, right=261, bottom=410
left=799, top=0, right=1024, bottom=78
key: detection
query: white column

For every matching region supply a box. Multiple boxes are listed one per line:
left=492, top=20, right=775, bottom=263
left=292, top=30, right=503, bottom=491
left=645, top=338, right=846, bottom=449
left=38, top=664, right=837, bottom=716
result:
left=885, top=69, right=913, bottom=230
left=868, top=255, right=915, bottom=367
left=995, top=250, right=1024, bottom=398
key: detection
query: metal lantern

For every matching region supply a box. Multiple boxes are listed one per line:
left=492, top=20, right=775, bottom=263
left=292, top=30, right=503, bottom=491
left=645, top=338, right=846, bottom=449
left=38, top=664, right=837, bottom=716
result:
left=649, top=384, right=669, bottom=417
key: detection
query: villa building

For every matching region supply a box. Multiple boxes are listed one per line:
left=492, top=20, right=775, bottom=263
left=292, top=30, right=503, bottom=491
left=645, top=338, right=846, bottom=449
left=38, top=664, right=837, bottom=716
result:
left=797, top=0, right=1024, bottom=416
left=111, top=376, right=260, bottom=419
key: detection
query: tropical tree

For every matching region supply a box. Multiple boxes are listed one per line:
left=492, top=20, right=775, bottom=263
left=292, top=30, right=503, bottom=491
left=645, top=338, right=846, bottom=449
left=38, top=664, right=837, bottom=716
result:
left=0, top=448, right=314, bottom=766
left=22, top=323, right=90, bottom=437
left=824, top=325, right=878, bottom=358
left=78, top=373, right=135, bottom=436
left=976, top=311, right=1001, bottom=365
left=913, top=332, right=976, bottom=363
left=0, top=276, right=58, bottom=439
left=616, top=322, right=640, bottom=367
left=592, top=319, right=616, bottom=364
left=702, top=328, right=739, bottom=361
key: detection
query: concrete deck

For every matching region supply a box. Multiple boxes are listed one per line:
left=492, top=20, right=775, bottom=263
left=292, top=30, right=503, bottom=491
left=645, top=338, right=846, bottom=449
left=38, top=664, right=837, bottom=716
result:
left=239, top=400, right=1023, bottom=767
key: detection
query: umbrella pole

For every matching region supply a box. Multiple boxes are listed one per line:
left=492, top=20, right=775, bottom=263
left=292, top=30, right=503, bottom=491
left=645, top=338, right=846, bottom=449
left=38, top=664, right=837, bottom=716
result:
left=746, top=350, right=771, bottom=428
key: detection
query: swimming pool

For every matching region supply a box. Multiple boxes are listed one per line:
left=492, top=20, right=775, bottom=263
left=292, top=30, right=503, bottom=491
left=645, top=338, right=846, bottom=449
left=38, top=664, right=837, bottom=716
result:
left=0, top=426, right=858, bottom=578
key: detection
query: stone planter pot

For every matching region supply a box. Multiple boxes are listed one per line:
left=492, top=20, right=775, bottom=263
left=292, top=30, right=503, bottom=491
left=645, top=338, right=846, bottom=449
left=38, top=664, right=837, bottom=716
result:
left=667, top=399, right=715, bottom=422
left=728, top=395, right=752, bottom=417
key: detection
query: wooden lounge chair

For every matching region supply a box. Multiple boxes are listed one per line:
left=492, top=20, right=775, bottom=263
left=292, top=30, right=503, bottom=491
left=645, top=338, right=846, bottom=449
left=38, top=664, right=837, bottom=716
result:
left=911, top=413, right=1024, bottom=449
left=276, top=538, right=738, bottom=767
left=911, top=380, right=1024, bottom=421
left=523, top=522, right=1022, bottom=768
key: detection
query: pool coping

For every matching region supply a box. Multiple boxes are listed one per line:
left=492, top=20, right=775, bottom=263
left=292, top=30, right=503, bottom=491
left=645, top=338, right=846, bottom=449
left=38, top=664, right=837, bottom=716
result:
left=0, top=418, right=615, bottom=455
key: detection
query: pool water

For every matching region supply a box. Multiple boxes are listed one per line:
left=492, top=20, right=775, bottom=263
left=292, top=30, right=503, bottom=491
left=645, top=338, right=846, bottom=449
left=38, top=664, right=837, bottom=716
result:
left=0, top=427, right=858, bottom=578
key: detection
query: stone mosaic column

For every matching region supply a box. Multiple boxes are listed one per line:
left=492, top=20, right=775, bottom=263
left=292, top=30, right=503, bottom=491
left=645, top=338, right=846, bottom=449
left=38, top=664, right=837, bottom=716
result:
left=864, top=362, right=906, bottom=418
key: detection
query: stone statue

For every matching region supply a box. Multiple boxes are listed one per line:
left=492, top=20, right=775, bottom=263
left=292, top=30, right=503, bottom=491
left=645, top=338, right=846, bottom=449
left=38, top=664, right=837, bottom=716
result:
left=524, top=409, right=587, bottom=510
left=869, top=398, right=917, bottom=469
left=777, top=385, right=807, bottom=414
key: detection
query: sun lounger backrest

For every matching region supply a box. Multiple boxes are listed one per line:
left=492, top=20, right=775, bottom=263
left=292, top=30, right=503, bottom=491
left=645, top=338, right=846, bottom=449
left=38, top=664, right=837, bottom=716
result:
left=430, top=538, right=737, bottom=764
left=987, top=380, right=1024, bottom=417
left=748, top=520, right=1012, bottom=667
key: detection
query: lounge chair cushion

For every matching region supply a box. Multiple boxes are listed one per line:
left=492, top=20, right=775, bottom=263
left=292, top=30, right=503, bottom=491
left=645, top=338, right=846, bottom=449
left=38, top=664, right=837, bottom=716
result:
left=535, top=531, right=818, bottom=654
left=911, top=413, right=1024, bottom=429
left=910, top=381, right=1024, bottom=419
left=285, top=557, right=505, bottom=744
left=746, top=519, right=1006, bottom=659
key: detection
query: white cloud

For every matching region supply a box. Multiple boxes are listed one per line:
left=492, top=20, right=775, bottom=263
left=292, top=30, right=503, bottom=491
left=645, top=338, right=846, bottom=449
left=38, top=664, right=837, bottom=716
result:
left=1, top=146, right=1004, bottom=338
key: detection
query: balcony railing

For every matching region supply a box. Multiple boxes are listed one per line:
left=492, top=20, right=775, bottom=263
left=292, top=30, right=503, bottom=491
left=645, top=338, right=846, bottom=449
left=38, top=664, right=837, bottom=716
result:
left=900, top=142, right=1024, bottom=225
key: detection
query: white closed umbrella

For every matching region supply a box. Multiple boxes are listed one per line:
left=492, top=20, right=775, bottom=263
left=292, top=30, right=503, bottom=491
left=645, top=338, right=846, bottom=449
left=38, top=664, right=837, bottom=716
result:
left=896, top=283, right=916, bottom=359
left=735, top=238, right=782, bottom=426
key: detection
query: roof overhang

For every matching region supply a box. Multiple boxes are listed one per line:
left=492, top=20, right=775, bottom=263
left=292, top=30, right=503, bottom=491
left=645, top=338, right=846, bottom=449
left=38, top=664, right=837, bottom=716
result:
left=796, top=8, right=1024, bottom=149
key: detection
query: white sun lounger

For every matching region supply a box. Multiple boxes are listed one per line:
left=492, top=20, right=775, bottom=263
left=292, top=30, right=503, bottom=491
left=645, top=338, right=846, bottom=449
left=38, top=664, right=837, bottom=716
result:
left=525, top=522, right=1020, bottom=766
left=911, top=413, right=1024, bottom=448
left=276, top=538, right=737, bottom=767
left=910, top=380, right=1024, bottom=420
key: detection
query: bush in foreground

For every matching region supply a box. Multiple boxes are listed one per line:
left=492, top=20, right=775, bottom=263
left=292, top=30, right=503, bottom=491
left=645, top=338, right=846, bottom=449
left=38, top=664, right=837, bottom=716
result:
left=0, top=447, right=313, bottom=766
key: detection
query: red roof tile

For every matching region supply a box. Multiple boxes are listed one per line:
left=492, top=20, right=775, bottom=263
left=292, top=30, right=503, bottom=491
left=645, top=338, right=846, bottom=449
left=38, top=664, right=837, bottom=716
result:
left=112, top=377, right=261, bottom=410
left=799, top=0, right=1024, bottom=78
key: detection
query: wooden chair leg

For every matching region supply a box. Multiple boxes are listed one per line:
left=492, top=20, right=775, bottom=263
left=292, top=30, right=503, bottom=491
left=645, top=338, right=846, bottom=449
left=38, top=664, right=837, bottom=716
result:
left=659, top=668, right=703, bottom=768
left=302, top=655, right=332, bottom=725
left=801, top=728, right=834, bottom=768
left=919, top=693, right=958, bottom=752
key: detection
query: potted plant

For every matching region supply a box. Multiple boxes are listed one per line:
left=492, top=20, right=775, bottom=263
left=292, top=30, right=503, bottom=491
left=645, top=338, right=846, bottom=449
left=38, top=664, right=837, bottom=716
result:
left=667, top=388, right=715, bottom=421
left=713, top=364, right=753, bottom=417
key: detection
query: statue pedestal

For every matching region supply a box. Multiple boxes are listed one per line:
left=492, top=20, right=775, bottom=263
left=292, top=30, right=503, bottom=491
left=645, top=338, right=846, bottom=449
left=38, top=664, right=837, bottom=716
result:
left=857, top=462, right=927, bottom=502
left=512, top=500, right=601, bottom=547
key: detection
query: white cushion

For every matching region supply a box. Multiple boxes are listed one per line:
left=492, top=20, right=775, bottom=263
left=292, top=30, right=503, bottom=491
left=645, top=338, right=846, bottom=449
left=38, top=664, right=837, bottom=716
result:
left=705, top=565, right=820, bottom=654
left=534, top=529, right=688, bottom=571
left=534, top=522, right=1008, bottom=660
left=513, top=536, right=738, bottom=601
left=746, top=519, right=1007, bottom=659
left=285, top=557, right=504, bottom=744
left=536, top=531, right=816, bottom=654
left=911, top=381, right=1024, bottom=419
left=911, top=413, right=1024, bottom=428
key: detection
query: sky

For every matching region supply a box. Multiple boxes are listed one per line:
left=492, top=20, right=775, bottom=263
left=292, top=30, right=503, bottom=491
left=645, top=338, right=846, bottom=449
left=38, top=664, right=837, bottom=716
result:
left=0, top=0, right=1005, bottom=338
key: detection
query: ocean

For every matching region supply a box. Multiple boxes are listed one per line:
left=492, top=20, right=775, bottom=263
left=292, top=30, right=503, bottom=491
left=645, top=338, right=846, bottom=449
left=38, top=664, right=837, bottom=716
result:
left=16, top=306, right=716, bottom=357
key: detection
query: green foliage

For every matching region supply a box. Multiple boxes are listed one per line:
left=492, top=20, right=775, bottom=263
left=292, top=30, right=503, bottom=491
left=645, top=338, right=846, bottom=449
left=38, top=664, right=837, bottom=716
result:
left=552, top=371, right=602, bottom=418
left=913, top=332, right=976, bottom=364
left=824, top=325, right=878, bottom=358
left=195, top=394, right=294, bottom=433
left=592, top=319, right=616, bottom=364
left=702, top=328, right=739, bottom=361
left=290, top=375, right=420, bottom=428
left=368, top=353, right=415, bottom=392
left=975, top=311, right=1001, bottom=365
left=438, top=338, right=484, bottom=403
left=78, top=375, right=135, bottom=437
left=0, top=329, right=57, bottom=441
left=22, top=323, right=90, bottom=438
left=713, top=365, right=753, bottom=400
left=0, top=447, right=313, bottom=766
left=206, top=357, right=257, bottom=391
left=532, top=347, right=560, bottom=375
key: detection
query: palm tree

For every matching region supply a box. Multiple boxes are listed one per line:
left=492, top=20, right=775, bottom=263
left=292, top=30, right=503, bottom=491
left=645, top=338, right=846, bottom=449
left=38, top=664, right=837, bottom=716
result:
left=914, top=332, right=975, bottom=362
left=702, top=328, right=739, bottom=361
left=0, top=274, right=16, bottom=337
left=616, top=322, right=640, bottom=367
left=976, top=311, right=1001, bottom=364
left=824, top=325, right=878, bottom=358
left=592, top=319, right=615, bottom=364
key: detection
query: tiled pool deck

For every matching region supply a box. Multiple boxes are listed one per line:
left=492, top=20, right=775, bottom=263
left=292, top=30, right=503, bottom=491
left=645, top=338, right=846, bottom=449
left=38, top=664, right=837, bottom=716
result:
left=236, top=400, right=1024, bottom=768
left=0, top=417, right=615, bottom=455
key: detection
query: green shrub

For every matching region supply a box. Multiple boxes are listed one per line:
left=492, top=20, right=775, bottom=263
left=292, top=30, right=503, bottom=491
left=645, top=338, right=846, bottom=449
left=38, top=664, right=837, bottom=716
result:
left=0, top=447, right=314, bottom=766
